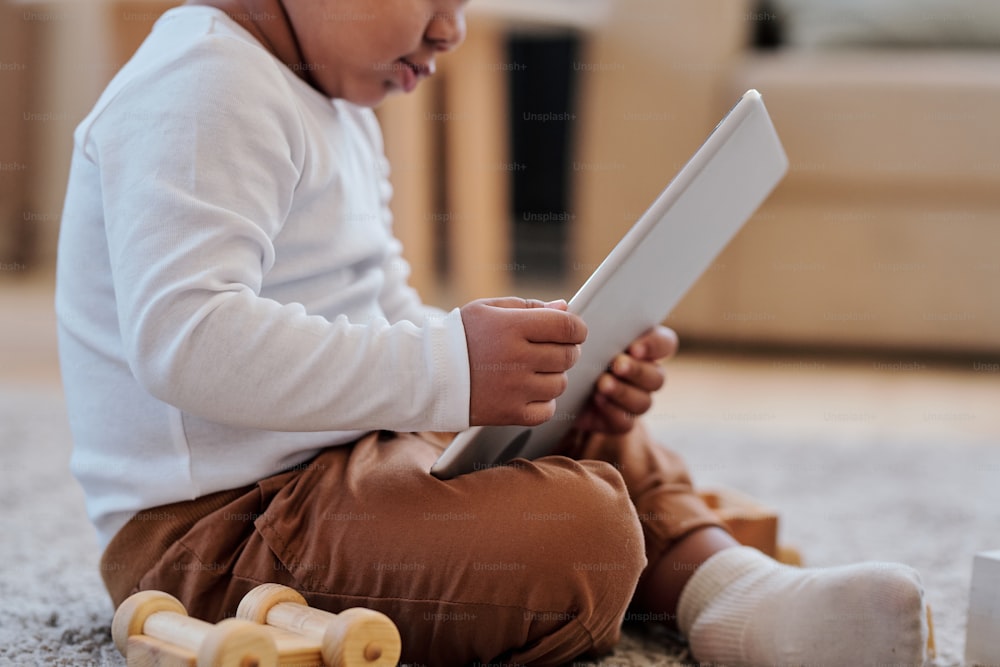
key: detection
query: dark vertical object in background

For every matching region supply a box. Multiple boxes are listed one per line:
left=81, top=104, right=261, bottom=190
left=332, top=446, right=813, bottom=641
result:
left=508, top=34, right=580, bottom=284
left=430, top=78, right=450, bottom=281
left=752, top=0, right=785, bottom=49
left=0, top=2, right=37, bottom=272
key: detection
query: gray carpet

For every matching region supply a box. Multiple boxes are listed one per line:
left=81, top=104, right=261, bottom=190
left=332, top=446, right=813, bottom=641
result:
left=2, top=383, right=997, bottom=666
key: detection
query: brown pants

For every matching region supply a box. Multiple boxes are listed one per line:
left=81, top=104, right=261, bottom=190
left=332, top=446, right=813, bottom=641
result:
left=101, top=424, right=724, bottom=665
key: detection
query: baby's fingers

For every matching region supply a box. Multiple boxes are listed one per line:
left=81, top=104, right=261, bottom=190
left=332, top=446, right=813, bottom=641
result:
left=610, top=354, right=665, bottom=393
left=596, top=372, right=653, bottom=419
left=588, top=393, right=639, bottom=434
left=628, top=325, right=679, bottom=363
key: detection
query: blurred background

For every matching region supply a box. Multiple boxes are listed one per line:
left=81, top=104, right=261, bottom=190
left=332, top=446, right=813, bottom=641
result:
left=1, top=0, right=999, bottom=420
left=2, top=3, right=1000, bottom=661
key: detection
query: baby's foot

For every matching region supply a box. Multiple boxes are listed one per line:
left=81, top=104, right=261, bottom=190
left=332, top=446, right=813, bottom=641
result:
left=678, top=546, right=927, bottom=666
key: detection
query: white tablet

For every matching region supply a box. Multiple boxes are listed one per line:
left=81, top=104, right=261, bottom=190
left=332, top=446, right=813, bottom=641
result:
left=430, top=89, right=788, bottom=480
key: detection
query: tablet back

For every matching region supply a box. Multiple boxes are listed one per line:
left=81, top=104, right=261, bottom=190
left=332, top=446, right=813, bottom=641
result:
left=431, top=89, right=788, bottom=479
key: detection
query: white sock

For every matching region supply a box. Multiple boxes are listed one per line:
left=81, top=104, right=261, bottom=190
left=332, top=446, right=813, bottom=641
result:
left=677, top=546, right=927, bottom=667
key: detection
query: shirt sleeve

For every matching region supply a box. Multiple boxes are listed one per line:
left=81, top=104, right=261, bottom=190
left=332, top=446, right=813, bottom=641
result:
left=81, top=34, right=471, bottom=433
left=358, top=109, right=451, bottom=325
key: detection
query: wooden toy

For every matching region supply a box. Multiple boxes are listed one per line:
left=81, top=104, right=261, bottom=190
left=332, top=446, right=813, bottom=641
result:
left=114, top=584, right=402, bottom=667
left=966, top=550, right=1000, bottom=666
left=236, top=584, right=401, bottom=667
left=112, top=590, right=278, bottom=667
left=698, top=487, right=783, bottom=560
left=926, top=604, right=936, bottom=660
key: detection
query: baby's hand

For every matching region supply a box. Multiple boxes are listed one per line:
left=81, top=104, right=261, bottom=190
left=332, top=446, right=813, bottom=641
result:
left=461, top=297, right=587, bottom=426
left=573, top=325, right=678, bottom=435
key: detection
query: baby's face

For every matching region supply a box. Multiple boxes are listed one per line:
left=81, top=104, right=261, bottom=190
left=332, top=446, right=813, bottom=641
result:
left=285, top=0, right=468, bottom=106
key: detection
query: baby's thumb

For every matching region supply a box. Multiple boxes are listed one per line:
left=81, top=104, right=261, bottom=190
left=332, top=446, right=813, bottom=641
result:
left=476, top=296, right=562, bottom=310
left=543, top=299, right=568, bottom=311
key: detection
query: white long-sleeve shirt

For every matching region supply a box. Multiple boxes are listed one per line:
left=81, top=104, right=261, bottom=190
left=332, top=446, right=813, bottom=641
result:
left=55, top=6, right=471, bottom=548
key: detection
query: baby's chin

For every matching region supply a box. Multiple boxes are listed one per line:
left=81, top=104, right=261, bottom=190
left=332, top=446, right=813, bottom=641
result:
left=349, top=88, right=397, bottom=109
left=324, top=76, right=401, bottom=108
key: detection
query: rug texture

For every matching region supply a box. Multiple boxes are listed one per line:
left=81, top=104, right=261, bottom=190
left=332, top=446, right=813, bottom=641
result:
left=1, top=383, right=996, bottom=666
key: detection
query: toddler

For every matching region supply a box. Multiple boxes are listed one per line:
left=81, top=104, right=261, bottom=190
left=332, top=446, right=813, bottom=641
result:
left=55, top=0, right=928, bottom=664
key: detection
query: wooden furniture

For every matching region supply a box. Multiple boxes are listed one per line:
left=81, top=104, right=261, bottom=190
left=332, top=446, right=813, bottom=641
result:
left=378, top=16, right=514, bottom=305
left=0, top=0, right=184, bottom=273
left=0, top=0, right=42, bottom=270
left=377, top=2, right=611, bottom=306
left=385, top=0, right=1000, bottom=352
left=15, top=0, right=1000, bottom=355
left=571, top=0, right=1000, bottom=354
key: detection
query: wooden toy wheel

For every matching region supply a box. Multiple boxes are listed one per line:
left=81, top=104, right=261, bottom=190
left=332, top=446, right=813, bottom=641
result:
left=322, top=608, right=402, bottom=667
left=112, top=589, right=188, bottom=656
left=237, top=583, right=309, bottom=624
left=197, top=618, right=279, bottom=667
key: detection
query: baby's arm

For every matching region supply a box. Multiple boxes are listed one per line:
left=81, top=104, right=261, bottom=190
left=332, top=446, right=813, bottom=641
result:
left=366, top=133, right=588, bottom=427
left=87, top=38, right=470, bottom=434
left=366, top=125, right=444, bottom=327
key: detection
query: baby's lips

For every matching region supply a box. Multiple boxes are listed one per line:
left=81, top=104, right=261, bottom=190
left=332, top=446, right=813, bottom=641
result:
left=400, top=57, right=435, bottom=78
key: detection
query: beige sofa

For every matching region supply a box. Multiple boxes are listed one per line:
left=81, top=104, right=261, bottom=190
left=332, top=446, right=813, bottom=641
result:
left=572, top=0, right=1000, bottom=355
